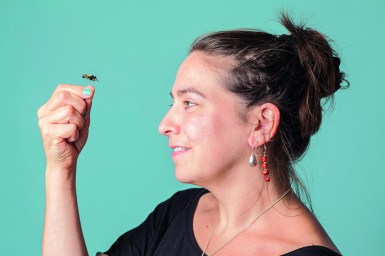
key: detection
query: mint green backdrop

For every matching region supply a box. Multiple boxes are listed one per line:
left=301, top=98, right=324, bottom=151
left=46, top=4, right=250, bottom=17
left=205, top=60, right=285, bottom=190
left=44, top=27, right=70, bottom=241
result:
left=1, top=0, right=384, bottom=255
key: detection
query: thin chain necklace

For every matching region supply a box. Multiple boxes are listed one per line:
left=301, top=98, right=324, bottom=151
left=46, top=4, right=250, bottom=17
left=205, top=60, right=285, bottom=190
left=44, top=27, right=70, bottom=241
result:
left=200, top=187, right=291, bottom=256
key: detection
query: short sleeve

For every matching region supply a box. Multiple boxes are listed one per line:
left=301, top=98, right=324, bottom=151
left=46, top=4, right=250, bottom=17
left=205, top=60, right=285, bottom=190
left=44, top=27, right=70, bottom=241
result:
left=102, top=189, right=203, bottom=256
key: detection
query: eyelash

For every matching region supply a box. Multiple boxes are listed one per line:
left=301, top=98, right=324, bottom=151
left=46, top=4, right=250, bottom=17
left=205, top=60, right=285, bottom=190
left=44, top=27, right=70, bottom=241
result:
left=169, top=101, right=197, bottom=108
left=184, top=101, right=196, bottom=108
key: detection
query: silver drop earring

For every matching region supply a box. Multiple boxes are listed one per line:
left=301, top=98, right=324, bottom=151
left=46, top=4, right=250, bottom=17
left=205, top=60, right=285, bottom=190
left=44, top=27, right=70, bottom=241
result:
left=248, top=147, right=257, bottom=167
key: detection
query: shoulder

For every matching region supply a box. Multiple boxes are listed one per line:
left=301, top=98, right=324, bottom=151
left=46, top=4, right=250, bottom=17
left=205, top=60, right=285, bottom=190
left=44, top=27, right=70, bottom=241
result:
left=259, top=197, right=341, bottom=255
left=102, top=188, right=207, bottom=256
left=282, top=245, right=342, bottom=256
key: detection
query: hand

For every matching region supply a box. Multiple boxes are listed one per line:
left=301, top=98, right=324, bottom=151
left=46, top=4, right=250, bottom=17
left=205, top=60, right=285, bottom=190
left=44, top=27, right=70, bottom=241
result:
left=37, top=84, right=95, bottom=170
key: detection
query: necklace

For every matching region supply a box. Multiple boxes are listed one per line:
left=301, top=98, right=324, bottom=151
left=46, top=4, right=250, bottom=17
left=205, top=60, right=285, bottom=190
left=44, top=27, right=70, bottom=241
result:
left=200, top=187, right=292, bottom=256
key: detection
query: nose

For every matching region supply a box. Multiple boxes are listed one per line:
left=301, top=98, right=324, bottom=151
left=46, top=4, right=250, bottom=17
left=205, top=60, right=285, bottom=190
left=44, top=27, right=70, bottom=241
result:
left=158, top=108, right=180, bottom=136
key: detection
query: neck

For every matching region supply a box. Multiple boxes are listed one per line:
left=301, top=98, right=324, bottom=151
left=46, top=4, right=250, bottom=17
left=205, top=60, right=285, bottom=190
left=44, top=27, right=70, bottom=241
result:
left=199, top=165, right=290, bottom=234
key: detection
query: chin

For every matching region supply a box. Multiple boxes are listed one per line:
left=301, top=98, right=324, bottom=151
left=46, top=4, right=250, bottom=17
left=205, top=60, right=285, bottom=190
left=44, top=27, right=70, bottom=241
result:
left=174, top=167, right=200, bottom=185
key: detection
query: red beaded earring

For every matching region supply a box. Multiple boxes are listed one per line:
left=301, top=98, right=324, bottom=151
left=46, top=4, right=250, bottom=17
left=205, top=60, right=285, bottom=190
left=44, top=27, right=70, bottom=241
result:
left=262, top=144, right=271, bottom=182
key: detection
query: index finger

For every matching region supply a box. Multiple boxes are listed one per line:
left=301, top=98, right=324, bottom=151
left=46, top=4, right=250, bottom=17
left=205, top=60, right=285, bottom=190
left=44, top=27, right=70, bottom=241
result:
left=38, top=84, right=95, bottom=119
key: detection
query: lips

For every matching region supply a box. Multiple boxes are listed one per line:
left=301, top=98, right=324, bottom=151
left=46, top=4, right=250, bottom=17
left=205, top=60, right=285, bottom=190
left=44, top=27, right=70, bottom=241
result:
left=170, top=145, right=191, bottom=158
left=173, top=146, right=189, bottom=152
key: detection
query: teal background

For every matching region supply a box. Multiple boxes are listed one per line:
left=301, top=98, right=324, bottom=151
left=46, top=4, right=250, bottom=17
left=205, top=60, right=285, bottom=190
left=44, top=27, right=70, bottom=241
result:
left=1, top=0, right=384, bottom=255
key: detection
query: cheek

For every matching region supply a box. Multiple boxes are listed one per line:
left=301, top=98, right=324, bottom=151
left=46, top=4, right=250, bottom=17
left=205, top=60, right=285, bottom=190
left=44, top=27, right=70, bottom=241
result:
left=183, top=114, right=213, bottom=142
left=184, top=114, right=229, bottom=174
left=184, top=111, right=246, bottom=152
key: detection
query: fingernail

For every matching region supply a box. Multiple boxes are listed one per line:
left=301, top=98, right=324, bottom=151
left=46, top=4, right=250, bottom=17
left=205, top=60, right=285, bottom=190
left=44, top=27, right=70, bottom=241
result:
left=83, top=88, right=91, bottom=96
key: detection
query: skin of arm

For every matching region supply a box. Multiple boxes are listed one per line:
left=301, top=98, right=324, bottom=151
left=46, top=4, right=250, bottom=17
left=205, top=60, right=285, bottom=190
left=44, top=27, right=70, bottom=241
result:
left=43, top=166, right=88, bottom=256
left=38, top=84, right=95, bottom=256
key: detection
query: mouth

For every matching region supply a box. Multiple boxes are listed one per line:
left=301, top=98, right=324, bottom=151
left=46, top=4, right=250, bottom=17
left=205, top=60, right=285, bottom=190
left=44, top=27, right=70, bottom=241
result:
left=171, top=146, right=191, bottom=158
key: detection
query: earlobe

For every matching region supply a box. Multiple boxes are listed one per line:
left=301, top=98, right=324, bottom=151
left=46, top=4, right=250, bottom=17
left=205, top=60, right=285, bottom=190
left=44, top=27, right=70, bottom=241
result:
left=248, top=134, right=256, bottom=147
left=248, top=128, right=263, bottom=148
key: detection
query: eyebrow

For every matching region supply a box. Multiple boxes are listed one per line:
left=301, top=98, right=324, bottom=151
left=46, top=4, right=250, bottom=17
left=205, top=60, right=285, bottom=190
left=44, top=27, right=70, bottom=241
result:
left=170, top=87, right=206, bottom=99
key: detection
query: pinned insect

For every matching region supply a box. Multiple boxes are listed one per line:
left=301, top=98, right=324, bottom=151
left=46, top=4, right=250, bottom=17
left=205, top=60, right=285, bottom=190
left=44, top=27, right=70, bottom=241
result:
left=82, top=74, right=99, bottom=82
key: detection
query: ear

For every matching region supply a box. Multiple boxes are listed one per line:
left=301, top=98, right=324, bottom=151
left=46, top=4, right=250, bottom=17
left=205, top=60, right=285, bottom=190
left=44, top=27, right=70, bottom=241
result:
left=247, top=103, right=280, bottom=147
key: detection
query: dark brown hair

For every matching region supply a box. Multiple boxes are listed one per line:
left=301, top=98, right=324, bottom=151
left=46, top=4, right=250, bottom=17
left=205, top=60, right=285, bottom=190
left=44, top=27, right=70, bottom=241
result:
left=190, top=13, right=348, bottom=200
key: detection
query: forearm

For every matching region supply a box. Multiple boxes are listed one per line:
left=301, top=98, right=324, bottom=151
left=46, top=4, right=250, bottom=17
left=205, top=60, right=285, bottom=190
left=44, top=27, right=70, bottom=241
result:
left=43, top=166, right=88, bottom=256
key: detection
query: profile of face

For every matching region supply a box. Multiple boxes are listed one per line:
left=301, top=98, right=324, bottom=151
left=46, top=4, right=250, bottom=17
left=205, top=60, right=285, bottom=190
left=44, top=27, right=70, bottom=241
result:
left=158, top=52, right=253, bottom=186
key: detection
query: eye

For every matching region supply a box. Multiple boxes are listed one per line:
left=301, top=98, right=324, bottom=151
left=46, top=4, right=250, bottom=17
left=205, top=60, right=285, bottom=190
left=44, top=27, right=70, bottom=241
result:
left=184, top=101, right=197, bottom=108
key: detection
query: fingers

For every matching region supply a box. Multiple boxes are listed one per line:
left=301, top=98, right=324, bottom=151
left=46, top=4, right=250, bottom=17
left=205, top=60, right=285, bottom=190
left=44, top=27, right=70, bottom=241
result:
left=37, top=84, right=95, bottom=146
left=37, top=84, right=96, bottom=167
left=38, top=84, right=95, bottom=120
left=41, top=105, right=85, bottom=129
left=38, top=108, right=82, bottom=144
left=41, top=123, right=80, bottom=145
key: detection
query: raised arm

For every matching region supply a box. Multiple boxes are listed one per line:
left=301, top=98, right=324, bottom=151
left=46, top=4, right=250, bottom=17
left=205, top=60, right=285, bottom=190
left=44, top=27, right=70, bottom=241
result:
left=38, top=84, right=95, bottom=256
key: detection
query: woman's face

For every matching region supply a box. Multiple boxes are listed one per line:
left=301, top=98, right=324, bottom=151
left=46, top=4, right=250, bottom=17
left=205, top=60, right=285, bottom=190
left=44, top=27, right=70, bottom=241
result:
left=158, top=51, right=251, bottom=185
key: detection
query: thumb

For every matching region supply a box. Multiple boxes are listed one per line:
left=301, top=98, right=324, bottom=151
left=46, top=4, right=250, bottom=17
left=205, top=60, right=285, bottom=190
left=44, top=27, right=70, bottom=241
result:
left=83, top=87, right=95, bottom=125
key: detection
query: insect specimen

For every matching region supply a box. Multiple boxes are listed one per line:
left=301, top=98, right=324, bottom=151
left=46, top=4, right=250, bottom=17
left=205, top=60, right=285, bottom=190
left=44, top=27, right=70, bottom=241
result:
left=82, top=74, right=99, bottom=82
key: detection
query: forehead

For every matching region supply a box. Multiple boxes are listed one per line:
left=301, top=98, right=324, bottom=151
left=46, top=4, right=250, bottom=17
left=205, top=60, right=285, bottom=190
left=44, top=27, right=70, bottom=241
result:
left=172, top=51, right=232, bottom=95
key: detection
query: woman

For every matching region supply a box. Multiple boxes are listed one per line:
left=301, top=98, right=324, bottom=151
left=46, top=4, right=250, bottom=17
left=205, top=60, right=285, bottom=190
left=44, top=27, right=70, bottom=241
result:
left=38, top=14, right=345, bottom=256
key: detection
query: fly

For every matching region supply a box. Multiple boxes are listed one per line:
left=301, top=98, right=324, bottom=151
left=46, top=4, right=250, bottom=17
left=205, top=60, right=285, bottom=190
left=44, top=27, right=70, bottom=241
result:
left=82, top=74, right=99, bottom=82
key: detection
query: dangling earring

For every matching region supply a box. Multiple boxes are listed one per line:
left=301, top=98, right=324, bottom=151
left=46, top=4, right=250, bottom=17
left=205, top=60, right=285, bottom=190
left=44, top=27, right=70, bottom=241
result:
left=262, top=144, right=271, bottom=182
left=248, top=147, right=257, bottom=167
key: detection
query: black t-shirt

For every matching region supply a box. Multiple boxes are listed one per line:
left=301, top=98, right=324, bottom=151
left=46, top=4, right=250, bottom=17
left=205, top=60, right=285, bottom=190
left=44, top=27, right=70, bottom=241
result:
left=102, top=188, right=341, bottom=256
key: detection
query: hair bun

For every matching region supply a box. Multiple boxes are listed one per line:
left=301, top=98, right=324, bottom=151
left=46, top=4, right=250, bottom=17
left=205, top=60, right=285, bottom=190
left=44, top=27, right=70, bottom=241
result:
left=329, top=56, right=341, bottom=96
left=279, top=13, right=348, bottom=137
